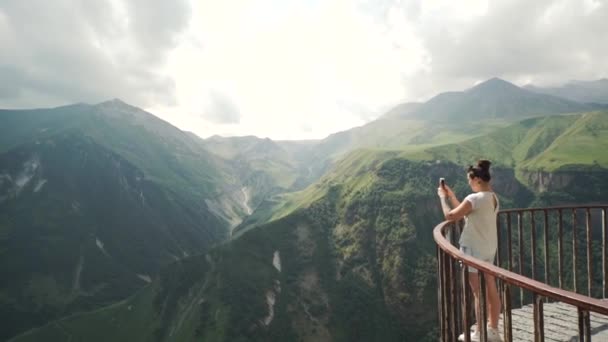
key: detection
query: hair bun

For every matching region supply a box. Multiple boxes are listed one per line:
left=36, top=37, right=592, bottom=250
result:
left=477, top=159, right=491, bottom=171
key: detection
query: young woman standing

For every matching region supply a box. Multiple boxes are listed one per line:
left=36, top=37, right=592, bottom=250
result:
left=437, top=160, right=502, bottom=342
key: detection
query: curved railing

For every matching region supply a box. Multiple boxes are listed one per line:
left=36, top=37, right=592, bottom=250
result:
left=435, top=205, right=608, bottom=341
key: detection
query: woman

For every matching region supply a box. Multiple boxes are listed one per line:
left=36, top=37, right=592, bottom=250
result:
left=437, top=160, right=502, bottom=342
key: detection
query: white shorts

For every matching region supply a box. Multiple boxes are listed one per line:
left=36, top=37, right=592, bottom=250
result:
left=460, top=246, right=495, bottom=274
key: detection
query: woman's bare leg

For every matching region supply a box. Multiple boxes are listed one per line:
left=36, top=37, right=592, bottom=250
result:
left=468, top=273, right=481, bottom=330
left=485, top=274, right=501, bottom=329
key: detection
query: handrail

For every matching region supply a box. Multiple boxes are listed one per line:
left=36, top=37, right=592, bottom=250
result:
left=434, top=221, right=608, bottom=315
left=434, top=204, right=608, bottom=341
left=498, top=204, right=608, bottom=214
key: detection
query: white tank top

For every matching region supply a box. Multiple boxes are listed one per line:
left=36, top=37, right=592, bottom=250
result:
left=459, top=191, right=500, bottom=259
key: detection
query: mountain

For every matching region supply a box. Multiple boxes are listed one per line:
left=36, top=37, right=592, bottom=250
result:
left=0, top=101, right=246, bottom=340
left=269, top=78, right=604, bottom=172
left=1, top=100, right=221, bottom=194
left=0, top=100, right=255, bottom=225
left=379, top=102, right=422, bottom=119
left=525, top=79, right=608, bottom=104
left=407, top=78, right=602, bottom=123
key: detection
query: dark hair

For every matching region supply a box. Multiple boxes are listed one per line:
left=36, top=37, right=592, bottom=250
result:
left=468, top=159, right=492, bottom=182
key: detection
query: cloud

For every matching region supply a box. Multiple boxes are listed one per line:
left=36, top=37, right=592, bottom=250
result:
left=0, top=0, right=191, bottom=108
left=202, top=91, right=242, bottom=124
left=383, top=0, right=608, bottom=99
left=427, top=1, right=607, bottom=78
left=2, top=0, right=608, bottom=140
left=157, top=0, right=415, bottom=139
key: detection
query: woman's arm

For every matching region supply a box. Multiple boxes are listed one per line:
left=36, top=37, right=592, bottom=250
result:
left=438, top=186, right=472, bottom=221
left=442, top=198, right=472, bottom=221
left=448, top=195, right=461, bottom=208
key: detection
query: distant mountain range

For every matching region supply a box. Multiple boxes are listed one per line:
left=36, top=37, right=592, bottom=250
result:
left=405, top=77, right=603, bottom=122
left=525, top=79, right=608, bottom=104
left=219, top=78, right=607, bottom=182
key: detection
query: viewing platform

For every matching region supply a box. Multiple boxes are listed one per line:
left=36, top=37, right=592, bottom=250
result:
left=434, top=205, right=608, bottom=341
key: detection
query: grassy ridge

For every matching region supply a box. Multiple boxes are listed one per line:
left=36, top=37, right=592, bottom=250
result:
left=524, top=112, right=608, bottom=170
left=412, top=111, right=608, bottom=172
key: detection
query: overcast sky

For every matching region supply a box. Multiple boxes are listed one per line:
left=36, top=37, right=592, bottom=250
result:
left=1, top=0, right=607, bottom=139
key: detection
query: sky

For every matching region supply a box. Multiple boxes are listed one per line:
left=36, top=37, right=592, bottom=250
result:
left=1, top=0, right=607, bottom=140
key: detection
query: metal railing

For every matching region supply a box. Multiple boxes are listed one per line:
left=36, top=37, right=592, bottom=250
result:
left=435, top=205, right=608, bottom=341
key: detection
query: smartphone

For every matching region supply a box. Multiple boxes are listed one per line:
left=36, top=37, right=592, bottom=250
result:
left=439, top=178, right=446, bottom=188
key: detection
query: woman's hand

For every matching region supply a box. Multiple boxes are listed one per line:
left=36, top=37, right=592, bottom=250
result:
left=437, top=185, right=470, bottom=221
left=437, top=184, right=455, bottom=199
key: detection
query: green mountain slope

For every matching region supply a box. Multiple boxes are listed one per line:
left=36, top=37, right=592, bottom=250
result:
left=13, top=155, right=537, bottom=342
left=0, top=133, right=228, bottom=340
left=0, top=100, right=259, bottom=227
left=415, top=111, right=608, bottom=172
left=0, top=101, right=247, bottom=340
left=523, top=111, right=608, bottom=170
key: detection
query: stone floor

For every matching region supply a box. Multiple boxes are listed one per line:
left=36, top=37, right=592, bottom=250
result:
left=496, top=302, right=608, bottom=341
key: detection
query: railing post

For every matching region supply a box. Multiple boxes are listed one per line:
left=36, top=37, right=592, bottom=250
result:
left=451, top=224, right=462, bottom=338
left=543, top=210, right=549, bottom=289
left=603, top=208, right=607, bottom=299
left=533, top=293, right=544, bottom=342
left=437, top=246, right=444, bottom=342
left=586, top=208, right=592, bottom=297
left=578, top=308, right=591, bottom=342
left=462, top=265, right=471, bottom=342
left=479, top=272, right=488, bottom=342
left=507, top=213, right=513, bottom=272
left=531, top=210, right=537, bottom=281
left=497, top=214, right=502, bottom=269
left=518, top=212, right=524, bottom=306
left=558, top=209, right=564, bottom=290
left=496, top=214, right=505, bottom=310
left=502, top=283, right=512, bottom=342
left=448, top=246, right=456, bottom=341
left=449, top=232, right=458, bottom=342
left=442, top=249, right=451, bottom=341
left=585, top=309, right=591, bottom=342
left=573, top=209, right=578, bottom=293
